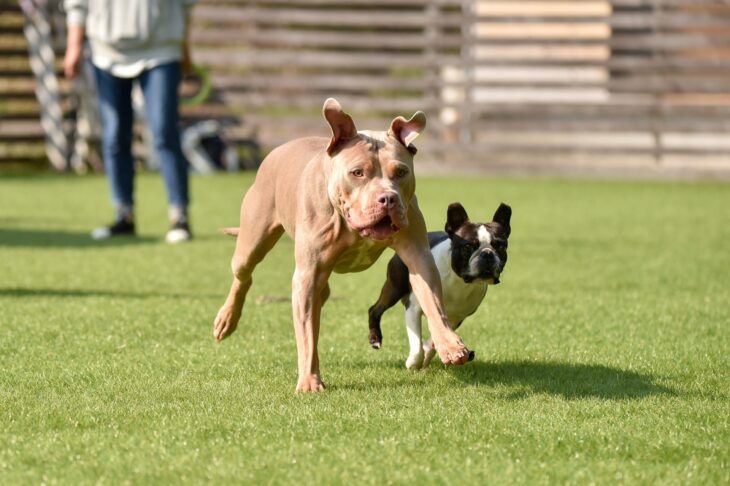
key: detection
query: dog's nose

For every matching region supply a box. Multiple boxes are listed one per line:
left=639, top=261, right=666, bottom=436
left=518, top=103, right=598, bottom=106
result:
left=376, top=192, right=398, bottom=209
left=479, top=248, right=495, bottom=260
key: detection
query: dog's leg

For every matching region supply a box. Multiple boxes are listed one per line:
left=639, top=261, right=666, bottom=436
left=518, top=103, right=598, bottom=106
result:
left=404, top=294, right=425, bottom=369
left=393, top=202, right=469, bottom=365
left=291, top=260, right=331, bottom=393
left=422, top=320, right=466, bottom=368
left=368, top=255, right=410, bottom=349
left=321, top=282, right=331, bottom=306
left=421, top=338, right=436, bottom=368
left=367, top=282, right=397, bottom=350
left=214, top=186, right=284, bottom=342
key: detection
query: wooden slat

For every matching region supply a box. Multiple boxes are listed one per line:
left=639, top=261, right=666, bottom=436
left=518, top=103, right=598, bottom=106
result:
left=194, top=5, right=464, bottom=29
left=195, top=5, right=730, bottom=30
left=432, top=142, right=730, bottom=156
left=191, top=28, right=438, bottom=50
left=194, top=48, right=730, bottom=73
left=0, top=120, right=45, bottom=140
left=192, top=27, right=730, bottom=53
left=473, top=13, right=730, bottom=29
left=209, top=73, right=730, bottom=97
left=473, top=118, right=730, bottom=132
left=204, top=0, right=461, bottom=6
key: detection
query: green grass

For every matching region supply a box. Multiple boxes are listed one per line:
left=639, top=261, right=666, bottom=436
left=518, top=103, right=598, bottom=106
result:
left=0, top=172, right=728, bottom=484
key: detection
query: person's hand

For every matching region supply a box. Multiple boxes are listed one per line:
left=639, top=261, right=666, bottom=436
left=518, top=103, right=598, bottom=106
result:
left=64, top=44, right=83, bottom=79
left=64, top=25, right=85, bottom=79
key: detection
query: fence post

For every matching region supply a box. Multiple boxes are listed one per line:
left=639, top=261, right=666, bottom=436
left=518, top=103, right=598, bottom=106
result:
left=459, top=0, right=475, bottom=145
left=651, top=0, right=664, bottom=165
left=20, top=0, right=69, bottom=171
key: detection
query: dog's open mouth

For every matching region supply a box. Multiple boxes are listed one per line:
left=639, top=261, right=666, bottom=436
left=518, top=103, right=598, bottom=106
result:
left=358, top=214, right=400, bottom=240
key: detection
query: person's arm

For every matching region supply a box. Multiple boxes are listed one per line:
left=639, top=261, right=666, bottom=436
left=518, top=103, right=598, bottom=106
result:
left=64, top=25, right=85, bottom=79
left=181, top=1, right=197, bottom=75
left=64, top=0, right=88, bottom=79
left=181, top=15, right=192, bottom=75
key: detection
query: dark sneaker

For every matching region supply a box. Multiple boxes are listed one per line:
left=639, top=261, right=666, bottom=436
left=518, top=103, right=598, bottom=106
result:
left=166, top=220, right=192, bottom=244
left=91, top=218, right=136, bottom=240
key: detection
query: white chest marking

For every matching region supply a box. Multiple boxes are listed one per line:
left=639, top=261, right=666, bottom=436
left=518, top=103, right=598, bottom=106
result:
left=402, top=239, right=489, bottom=369
left=429, top=239, right=488, bottom=324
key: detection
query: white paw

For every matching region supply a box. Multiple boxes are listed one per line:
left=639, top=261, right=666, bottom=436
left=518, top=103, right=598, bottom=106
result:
left=421, top=347, right=437, bottom=369
left=405, top=351, right=424, bottom=370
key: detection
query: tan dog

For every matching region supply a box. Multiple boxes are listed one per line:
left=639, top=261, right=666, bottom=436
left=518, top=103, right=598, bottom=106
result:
left=214, top=98, right=471, bottom=392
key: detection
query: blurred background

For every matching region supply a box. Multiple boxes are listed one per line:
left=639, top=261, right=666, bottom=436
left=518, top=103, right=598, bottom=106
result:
left=2, top=0, right=730, bottom=178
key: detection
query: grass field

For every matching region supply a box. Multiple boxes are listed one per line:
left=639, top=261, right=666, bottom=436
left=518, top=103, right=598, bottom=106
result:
left=1, top=172, right=728, bottom=484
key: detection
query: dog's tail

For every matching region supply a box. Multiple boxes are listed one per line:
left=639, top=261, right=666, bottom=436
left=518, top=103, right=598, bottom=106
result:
left=221, top=227, right=239, bottom=237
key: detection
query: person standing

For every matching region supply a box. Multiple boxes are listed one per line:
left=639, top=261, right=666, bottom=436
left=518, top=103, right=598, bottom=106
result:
left=64, top=0, right=197, bottom=243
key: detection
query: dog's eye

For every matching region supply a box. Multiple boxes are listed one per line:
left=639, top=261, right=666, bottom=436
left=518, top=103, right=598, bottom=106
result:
left=394, top=167, right=409, bottom=178
left=350, top=168, right=364, bottom=178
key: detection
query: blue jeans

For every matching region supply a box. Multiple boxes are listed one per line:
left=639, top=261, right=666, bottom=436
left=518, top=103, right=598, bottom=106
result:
left=94, top=62, right=189, bottom=213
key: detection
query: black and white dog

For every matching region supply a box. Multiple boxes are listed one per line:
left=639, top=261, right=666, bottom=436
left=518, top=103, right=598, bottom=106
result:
left=368, top=202, right=511, bottom=369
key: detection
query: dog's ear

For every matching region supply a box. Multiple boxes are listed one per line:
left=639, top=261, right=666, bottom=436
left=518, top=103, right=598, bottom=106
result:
left=445, top=202, right=469, bottom=234
left=323, top=98, right=358, bottom=156
left=389, top=111, right=426, bottom=154
left=492, top=203, right=512, bottom=236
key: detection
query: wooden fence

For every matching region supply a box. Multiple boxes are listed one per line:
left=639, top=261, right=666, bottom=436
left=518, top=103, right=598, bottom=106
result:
left=2, top=0, right=730, bottom=177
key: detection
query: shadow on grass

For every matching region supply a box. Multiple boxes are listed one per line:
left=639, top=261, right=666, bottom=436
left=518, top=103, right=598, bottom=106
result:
left=0, top=287, right=218, bottom=300
left=0, top=228, right=156, bottom=248
left=448, top=359, right=675, bottom=400
left=347, top=356, right=674, bottom=399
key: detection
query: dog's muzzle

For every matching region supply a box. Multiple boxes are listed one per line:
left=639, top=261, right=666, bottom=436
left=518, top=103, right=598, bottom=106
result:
left=464, top=250, right=502, bottom=284
left=347, top=210, right=402, bottom=240
left=346, top=200, right=407, bottom=240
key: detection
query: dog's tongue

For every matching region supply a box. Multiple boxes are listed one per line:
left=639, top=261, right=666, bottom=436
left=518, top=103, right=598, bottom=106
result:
left=369, top=225, right=394, bottom=240
left=362, top=215, right=398, bottom=240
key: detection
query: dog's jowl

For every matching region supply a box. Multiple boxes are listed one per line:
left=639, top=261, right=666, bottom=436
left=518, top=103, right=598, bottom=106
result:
left=368, top=202, right=511, bottom=369
left=213, top=98, right=472, bottom=393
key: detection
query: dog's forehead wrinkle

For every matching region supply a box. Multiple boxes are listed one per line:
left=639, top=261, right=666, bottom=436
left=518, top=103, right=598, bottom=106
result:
left=359, top=138, right=382, bottom=156
left=349, top=133, right=388, bottom=169
left=340, top=154, right=373, bottom=170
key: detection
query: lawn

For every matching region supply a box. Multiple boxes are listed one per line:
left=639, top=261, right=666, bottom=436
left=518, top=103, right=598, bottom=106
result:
left=0, top=172, right=728, bottom=484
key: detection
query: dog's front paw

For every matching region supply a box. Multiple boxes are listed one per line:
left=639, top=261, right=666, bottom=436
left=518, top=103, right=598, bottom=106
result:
left=295, top=374, right=326, bottom=393
left=434, top=334, right=470, bottom=365
left=213, top=303, right=241, bottom=342
left=405, top=351, right=424, bottom=370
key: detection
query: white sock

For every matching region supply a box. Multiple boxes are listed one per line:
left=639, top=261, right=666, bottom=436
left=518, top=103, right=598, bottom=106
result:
left=168, top=205, right=188, bottom=224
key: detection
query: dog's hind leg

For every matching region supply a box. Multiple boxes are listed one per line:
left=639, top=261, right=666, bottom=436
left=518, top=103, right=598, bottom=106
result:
left=214, top=184, right=284, bottom=342
left=368, top=255, right=410, bottom=349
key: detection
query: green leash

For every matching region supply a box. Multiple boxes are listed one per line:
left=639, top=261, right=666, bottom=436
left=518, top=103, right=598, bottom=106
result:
left=180, top=64, right=212, bottom=107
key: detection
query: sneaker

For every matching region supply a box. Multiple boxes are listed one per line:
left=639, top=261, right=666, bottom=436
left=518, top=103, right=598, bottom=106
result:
left=91, top=218, right=136, bottom=240
left=165, top=220, right=192, bottom=244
